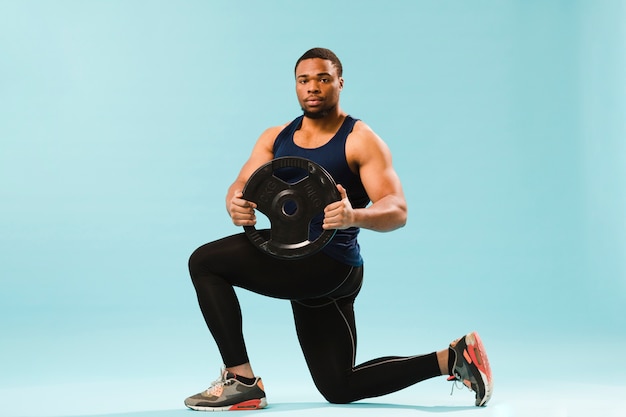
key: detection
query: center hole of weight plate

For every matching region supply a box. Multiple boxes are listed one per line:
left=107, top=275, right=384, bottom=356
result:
left=281, top=199, right=298, bottom=216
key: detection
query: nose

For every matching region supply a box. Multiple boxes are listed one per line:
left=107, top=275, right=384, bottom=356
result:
left=307, top=80, right=321, bottom=93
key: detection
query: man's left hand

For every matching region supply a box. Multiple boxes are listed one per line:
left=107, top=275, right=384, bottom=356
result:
left=322, top=184, right=354, bottom=230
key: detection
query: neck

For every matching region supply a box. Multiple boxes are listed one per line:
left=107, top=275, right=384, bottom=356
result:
left=301, top=106, right=346, bottom=131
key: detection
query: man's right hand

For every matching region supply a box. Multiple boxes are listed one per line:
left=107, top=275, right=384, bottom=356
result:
left=228, top=190, right=257, bottom=226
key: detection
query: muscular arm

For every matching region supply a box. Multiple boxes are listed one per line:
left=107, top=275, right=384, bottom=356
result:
left=323, top=123, right=407, bottom=232
left=225, top=126, right=281, bottom=226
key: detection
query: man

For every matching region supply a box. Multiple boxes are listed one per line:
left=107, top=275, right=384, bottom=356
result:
left=184, top=47, right=493, bottom=411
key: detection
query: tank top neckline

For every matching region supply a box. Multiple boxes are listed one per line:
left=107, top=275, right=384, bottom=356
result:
left=290, top=115, right=354, bottom=151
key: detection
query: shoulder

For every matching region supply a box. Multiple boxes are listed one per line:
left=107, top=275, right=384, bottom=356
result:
left=350, top=119, right=375, bottom=137
left=261, top=124, right=286, bottom=138
left=347, top=120, right=391, bottom=162
left=349, top=119, right=385, bottom=145
left=255, top=120, right=292, bottom=149
left=262, top=116, right=302, bottom=140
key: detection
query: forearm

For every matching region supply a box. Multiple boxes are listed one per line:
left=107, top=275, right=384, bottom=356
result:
left=225, top=179, right=247, bottom=212
left=352, top=194, right=407, bottom=232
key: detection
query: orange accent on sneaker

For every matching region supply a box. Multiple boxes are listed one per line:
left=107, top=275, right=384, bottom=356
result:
left=207, top=384, right=224, bottom=397
left=257, top=379, right=265, bottom=391
left=467, top=345, right=479, bottom=365
left=463, top=349, right=472, bottom=364
left=229, top=399, right=264, bottom=410
left=467, top=332, right=492, bottom=379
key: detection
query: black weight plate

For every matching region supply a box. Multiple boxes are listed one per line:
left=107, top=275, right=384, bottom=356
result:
left=242, top=157, right=341, bottom=259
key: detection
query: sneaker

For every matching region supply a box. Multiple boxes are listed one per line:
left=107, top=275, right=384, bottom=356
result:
left=184, top=369, right=267, bottom=411
left=448, top=331, right=493, bottom=406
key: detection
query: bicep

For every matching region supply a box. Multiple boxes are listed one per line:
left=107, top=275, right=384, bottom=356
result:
left=357, top=136, right=405, bottom=204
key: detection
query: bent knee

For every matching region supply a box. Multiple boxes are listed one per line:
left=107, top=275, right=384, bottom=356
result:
left=322, top=392, right=355, bottom=405
left=316, top=383, right=356, bottom=405
left=188, top=245, right=214, bottom=285
left=188, top=246, right=202, bottom=275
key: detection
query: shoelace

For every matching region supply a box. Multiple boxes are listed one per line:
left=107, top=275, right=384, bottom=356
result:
left=447, top=374, right=472, bottom=396
left=448, top=343, right=475, bottom=397
left=206, top=370, right=234, bottom=395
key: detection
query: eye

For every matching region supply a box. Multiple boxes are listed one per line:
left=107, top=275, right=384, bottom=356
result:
left=320, top=78, right=329, bottom=83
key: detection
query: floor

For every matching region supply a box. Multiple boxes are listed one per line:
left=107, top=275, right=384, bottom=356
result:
left=2, top=307, right=624, bottom=417
left=4, top=376, right=625, bottom=417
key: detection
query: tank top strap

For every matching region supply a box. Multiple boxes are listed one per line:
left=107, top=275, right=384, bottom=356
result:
left=335, top=115, right=359, bottom=141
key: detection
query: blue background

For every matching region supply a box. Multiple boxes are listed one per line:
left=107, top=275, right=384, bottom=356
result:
left=1, top=1, right=624, bottom=416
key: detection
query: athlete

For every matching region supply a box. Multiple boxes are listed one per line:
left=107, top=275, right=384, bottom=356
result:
left=184, top=47, right=493, bottom=411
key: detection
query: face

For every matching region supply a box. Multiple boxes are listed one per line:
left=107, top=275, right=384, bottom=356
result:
left=295, top=58, right=344, bottom=119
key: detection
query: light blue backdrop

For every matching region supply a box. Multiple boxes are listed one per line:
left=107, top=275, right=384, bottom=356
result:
left=1, top=1, right=624, bottom=416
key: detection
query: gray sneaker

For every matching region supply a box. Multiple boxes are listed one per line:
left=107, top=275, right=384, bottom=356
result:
left=185, top=370, right=267, bottom=411
left=448, top=331, right=494, bottom=406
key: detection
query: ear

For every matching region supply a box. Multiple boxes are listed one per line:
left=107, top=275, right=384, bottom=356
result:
left=339, top=77, right=344, bottom=90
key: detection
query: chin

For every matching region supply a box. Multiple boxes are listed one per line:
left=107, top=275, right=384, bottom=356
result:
left=301, top=104, right=336, bottom=120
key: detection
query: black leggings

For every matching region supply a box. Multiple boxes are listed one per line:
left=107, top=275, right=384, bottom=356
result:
left=188, top=233, right=441, bottom=403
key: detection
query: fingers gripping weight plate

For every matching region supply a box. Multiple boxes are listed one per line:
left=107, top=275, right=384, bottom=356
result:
left=242, top=157, right=341, bottom=259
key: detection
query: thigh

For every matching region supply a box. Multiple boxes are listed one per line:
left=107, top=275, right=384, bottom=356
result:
left=189, top=232, right=357, bottom=300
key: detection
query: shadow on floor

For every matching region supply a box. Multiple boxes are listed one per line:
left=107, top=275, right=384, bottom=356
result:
left=72, top=402, right=475, bottom=417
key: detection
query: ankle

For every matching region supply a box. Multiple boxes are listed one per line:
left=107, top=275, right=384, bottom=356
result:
left=447, top=347, right=455, bottom=375
left=436, top=348, right=452, bottom=375
left=233, top=374, right=256, bottom=385
left=225, top=363, right=255, bottom=379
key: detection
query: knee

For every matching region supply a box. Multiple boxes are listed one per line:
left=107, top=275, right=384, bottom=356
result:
left=188, top=245, right=207, bottom=283
left=320, top=389, right=354, bottom=405
left=315, top=380, right=355, bottom=405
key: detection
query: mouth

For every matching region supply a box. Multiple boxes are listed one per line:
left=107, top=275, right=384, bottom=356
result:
left=305, top=97, right=323, bottom=106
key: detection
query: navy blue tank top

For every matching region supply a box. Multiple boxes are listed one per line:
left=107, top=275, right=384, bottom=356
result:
left=273, top=115, right=369, bottom=266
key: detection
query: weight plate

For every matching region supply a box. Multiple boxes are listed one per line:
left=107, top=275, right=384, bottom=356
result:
left=242, top=157, right=341, bottom=259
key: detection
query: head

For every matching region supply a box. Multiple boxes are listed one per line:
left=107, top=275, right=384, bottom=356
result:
left=294, top=48, right=344, bottom=119
left=294, top=48, right=343, bottom=77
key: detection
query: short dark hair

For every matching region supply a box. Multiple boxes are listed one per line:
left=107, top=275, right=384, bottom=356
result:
left=294, top=47, right=343, bottom=77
